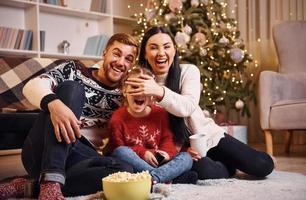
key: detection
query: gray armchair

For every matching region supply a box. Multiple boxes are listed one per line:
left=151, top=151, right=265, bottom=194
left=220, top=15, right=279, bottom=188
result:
left=259, top=21, right=306, bottom=155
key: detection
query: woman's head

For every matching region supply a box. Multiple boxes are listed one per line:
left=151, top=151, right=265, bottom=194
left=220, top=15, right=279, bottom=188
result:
left=122, top=66, right=154, bottom=117
left=139, top=27, right=190, bottom=146
left=139, top=27, right=179, bottom=75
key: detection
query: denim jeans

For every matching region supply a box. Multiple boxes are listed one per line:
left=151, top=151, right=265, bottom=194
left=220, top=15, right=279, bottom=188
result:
left=21, top=81, right=133, bottom=196
left=112, top=146, right=193, bottom=183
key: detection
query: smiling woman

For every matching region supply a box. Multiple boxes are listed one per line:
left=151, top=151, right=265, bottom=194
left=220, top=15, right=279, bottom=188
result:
left=125, top=26, right=275, bottom=180
left=144, top=35, right=176, bottom=76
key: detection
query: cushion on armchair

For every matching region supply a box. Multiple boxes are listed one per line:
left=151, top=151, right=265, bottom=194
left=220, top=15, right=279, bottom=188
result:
left=270, top=99, right=306, bottom=129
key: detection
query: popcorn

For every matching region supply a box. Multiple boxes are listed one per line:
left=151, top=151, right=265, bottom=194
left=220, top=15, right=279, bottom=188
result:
left=102, top=171, right=151, bottom=182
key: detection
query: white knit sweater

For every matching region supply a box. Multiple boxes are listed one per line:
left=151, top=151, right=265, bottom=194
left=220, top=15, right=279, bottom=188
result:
left=156, top=64, right=225, bottom=150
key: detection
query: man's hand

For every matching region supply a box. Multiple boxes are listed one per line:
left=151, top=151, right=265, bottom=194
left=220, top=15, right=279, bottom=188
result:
left=48, top=99, right=82, bottom=144
left=143, top=151, right=159, bottom=167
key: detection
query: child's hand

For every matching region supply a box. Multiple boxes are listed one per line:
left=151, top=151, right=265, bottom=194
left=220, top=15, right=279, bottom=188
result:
left=144, top=151, right=159, bottom=167
left=156, top=150, right=170, bottom=162
left=187, top=147, right=201, bottom=161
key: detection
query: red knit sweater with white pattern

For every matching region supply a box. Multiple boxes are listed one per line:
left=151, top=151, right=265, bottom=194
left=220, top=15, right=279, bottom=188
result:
left=108, top=104, right=178, bottom=159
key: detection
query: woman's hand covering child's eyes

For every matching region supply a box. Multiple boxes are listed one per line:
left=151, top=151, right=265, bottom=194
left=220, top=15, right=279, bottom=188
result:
left=125, top=75, right=164, bottom=99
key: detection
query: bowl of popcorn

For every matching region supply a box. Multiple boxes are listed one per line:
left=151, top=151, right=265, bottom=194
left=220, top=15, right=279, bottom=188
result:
left=102, top=171, right=152, bottom=200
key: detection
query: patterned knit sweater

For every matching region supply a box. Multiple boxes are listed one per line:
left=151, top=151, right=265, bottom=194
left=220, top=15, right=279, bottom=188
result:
left=108, top=104, right=178, bottom=159
left=23, top=61, right=123, bottom=150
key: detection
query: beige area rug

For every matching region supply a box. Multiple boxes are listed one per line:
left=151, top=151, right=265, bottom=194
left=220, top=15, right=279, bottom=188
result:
left=10, top=170, right=306, bottom=200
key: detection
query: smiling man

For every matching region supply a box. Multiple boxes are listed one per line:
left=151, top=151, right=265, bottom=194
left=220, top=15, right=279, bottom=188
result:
left=0, top=33, right=138, bottom=200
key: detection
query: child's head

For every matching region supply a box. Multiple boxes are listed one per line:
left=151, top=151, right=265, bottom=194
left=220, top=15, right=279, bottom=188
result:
left=122, top=66, right=154, bottom=116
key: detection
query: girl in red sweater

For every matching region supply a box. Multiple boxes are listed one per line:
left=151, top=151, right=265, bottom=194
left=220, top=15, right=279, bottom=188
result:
left=108, top=66, right=197, bottom=184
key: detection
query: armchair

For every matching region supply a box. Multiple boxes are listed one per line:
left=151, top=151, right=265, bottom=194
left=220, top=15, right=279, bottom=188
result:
left=259, top=21, right=306, bottom=155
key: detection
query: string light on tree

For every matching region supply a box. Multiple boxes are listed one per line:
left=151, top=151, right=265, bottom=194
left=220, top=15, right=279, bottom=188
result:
left=131, top=0, right=257, bottom=118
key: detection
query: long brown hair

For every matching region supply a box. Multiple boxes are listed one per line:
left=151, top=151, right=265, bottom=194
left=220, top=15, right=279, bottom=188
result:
left=138, top=27, right=191, bottom=146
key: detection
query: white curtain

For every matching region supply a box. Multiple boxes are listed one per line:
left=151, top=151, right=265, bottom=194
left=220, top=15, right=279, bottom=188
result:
left=224, top=0, right=306, bottom=144
left=226, top=0, right=306, bottom=69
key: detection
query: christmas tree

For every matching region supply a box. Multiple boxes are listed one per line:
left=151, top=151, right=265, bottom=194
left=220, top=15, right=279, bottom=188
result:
left=132, top=0, right=257, bottom=119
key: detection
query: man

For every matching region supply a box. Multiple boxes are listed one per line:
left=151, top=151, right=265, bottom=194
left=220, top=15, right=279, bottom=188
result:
left=0, top=33, right=138, bottom=200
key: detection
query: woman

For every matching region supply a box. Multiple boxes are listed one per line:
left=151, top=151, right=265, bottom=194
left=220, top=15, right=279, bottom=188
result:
left=125, top=26, right=274, bottom=179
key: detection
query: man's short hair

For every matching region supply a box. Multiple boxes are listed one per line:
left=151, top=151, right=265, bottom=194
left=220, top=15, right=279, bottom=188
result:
left=105, top=33, right=139, bottom=57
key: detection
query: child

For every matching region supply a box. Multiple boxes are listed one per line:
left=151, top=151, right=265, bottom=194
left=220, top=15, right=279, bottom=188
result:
left=108, top=66, right=198, bottom=184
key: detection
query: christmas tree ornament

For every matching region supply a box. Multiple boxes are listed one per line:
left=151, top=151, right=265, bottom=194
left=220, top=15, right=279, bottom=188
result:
left=200, top=48, right=207, bottom=56
left=169, top=0, right=182, bottom=12
left=183, top=24, right=192, bottom=35
left=230, top=48, right=244, bottom=63
left=235, top=99, right=244, bottom=109
left=175, top=32, right=190, bottom=46
left=145, top=9, right=156, bottom=21
left=192, top=32, right=206, bottom=46
left=219, top=36, right=229, bottom=44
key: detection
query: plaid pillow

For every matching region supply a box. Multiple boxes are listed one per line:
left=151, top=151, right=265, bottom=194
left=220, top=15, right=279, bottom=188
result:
left=0, top=57, right=56, bottom=111
left=0, top=57, right=97, bottom=112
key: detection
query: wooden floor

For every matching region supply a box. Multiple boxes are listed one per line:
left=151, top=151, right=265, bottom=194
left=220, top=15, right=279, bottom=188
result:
left=252, top=143, right=306, bottom=175
left=0, top=143, right=306, bottom=181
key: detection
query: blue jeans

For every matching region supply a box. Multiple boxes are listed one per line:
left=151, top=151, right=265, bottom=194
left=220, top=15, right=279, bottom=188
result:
left=112, top=146, right=193, bottom=183
left=21, top=81, right=133, bottom=196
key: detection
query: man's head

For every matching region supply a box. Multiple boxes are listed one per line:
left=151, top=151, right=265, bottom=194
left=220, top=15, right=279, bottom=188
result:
left=98, top=33, right=138, bottom=87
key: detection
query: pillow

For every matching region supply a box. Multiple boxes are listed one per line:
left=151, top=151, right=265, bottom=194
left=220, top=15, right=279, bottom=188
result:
left=0, top=57, right=99, bottom=112
left=0, top=57, right=59, bottom=111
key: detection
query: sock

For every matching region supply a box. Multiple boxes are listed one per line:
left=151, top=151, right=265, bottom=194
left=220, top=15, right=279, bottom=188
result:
left=0, top=178, right=27, bottom=199
left=38, top=181, right=64, bottom=200
left=172, top=171, right=198, bottom=184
